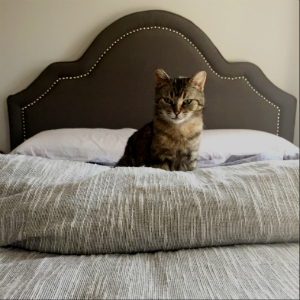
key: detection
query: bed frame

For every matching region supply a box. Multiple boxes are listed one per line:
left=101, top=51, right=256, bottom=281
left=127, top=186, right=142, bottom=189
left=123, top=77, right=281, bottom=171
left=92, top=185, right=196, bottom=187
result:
left=7, top=10, right=297, bottom=150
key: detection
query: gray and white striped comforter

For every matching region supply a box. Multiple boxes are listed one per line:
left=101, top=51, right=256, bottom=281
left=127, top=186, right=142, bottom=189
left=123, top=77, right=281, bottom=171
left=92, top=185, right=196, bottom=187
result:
left=0, top=154, right=299, bottom=299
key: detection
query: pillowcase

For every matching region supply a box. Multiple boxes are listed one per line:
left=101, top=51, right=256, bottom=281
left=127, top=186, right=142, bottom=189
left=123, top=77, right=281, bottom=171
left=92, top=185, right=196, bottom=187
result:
left=198, top=129, right=299, bottom=160
left=11, top=128, right=299, bottom=162
left=11, top=128, right=136, bottom=162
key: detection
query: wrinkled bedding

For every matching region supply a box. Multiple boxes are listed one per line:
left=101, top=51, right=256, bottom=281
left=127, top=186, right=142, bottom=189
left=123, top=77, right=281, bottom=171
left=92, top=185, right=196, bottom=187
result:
left=89, top=151, right=299, bottom=168
left=0, top=153, right=299, bottom=299
left=1, top=243, right=298, bottom=299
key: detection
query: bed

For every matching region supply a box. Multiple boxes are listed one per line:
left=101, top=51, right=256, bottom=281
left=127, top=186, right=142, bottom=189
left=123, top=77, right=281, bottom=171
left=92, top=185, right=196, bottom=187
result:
left=1, top=10, right=299, bottom=299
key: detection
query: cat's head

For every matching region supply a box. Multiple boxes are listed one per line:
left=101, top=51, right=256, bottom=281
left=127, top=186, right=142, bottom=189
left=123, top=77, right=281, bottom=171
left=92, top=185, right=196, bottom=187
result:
left=154, top=69, right=206, bottom=124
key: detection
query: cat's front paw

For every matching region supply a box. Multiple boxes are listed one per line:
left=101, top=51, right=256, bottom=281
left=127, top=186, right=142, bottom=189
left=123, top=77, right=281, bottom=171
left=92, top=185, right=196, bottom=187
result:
left=151, top=162, right=171, bottom=171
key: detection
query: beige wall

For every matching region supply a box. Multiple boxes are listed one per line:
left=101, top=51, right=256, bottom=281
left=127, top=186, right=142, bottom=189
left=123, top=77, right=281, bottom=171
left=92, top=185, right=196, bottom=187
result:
left=0, top=0, right=298, bottom=153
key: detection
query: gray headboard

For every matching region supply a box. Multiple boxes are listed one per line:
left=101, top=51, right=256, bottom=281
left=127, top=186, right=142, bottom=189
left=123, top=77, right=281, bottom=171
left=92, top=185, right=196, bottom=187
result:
left=7, top=10, right=297, bottom=150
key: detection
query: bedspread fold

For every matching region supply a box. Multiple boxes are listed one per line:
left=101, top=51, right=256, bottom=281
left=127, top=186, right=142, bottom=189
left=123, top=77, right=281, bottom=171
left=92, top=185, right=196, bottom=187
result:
left=0, top=154, right=299, bottom=254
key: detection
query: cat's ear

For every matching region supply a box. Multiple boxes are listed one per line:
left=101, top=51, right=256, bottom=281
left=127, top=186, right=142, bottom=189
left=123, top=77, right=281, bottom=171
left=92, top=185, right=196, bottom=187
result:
left=189, top=71, right=207, bottom=91
left=155, top=69, right=170, bottom=87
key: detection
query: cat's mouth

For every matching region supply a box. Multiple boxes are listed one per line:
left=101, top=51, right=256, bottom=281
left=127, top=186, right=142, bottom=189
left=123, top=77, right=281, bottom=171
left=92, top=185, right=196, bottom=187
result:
left=170, top=116, right=185, bottom=123
left=161, top=111, right=185, bottom=123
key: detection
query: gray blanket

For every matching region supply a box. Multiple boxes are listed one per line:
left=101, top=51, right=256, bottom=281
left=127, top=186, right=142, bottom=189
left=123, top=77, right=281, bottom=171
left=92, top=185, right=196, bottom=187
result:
left=0, top=154, right=299, bottom=299
left=1, top=243, right=298, bottom=299
left=0, top=154, right=298, bottom=254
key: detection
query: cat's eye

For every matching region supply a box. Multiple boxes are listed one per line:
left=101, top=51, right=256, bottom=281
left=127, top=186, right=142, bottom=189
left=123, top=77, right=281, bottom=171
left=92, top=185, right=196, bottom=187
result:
left=183, top=99, right=192, bottom=105
left=164, top=98, right=173, bottom=104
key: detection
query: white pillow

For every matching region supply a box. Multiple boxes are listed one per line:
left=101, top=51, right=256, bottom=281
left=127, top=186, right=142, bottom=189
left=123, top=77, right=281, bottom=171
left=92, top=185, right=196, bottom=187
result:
left=11, top=128, right=136, bottom=162
left=198, top=129, right=299, bottom=160
left=11, top=128, right=298, bottom=162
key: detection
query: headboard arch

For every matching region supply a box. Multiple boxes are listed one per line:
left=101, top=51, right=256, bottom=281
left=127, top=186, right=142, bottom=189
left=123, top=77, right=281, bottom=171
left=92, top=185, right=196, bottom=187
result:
left=8, top=10, right=297, bottom=150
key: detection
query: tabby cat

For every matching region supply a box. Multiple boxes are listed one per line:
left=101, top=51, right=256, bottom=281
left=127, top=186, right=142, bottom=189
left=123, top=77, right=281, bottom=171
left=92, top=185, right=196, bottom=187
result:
left=115, top=69, right=206, bottom=171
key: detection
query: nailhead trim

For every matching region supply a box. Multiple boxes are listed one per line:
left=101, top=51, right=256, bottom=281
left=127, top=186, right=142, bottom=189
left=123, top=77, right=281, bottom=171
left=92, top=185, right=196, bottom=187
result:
left=21, top=27, right=280, bottom=140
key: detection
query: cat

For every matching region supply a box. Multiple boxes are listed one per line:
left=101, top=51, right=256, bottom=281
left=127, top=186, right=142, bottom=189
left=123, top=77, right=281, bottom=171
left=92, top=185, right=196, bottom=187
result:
left=115, top=68, right=206, bottom=171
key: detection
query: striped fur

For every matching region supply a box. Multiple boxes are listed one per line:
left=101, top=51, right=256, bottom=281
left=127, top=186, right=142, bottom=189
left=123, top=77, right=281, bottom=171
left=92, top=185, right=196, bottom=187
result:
left=115, top=69, right=206, bottom=171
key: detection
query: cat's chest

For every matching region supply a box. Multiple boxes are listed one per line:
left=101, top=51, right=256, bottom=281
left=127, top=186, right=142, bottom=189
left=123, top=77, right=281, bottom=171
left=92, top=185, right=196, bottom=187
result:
left=152, top=123, right=202, bottom=155
left=156, top=132, right=200, bottom=149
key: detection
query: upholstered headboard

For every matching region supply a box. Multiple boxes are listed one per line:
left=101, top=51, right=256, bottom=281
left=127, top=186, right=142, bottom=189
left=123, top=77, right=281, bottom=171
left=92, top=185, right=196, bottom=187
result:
left=7, top=10, right=297, bottom=150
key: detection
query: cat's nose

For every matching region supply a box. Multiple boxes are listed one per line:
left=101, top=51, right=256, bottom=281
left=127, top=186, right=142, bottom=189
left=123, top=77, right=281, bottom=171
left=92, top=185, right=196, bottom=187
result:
left=174, top=111, right=180, bottom=115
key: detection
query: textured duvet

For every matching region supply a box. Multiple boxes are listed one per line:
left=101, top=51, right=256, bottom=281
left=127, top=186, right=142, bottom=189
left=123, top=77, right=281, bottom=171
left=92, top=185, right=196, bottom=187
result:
left=0, top=154, right=299, bottom=299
